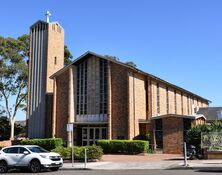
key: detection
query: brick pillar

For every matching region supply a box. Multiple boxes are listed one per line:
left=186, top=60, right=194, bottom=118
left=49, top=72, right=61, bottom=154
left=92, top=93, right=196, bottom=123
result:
left=67, top=67, right=74, bottom=146
left=52, top=78, right=57, bottom=137
left=162, top=117, right=184, bottom=154
left=151, top=120, right=156, bottom=150
left=107, top=62, right=112, bottom=139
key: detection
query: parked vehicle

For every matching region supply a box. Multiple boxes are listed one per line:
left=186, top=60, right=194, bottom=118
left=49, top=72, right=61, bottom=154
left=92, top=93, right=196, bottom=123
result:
left=0, top=145, right=63, bottom=173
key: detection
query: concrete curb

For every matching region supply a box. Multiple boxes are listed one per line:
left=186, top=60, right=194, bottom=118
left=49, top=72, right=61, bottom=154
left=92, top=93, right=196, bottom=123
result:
left=167, top=165, right=222, bottom=172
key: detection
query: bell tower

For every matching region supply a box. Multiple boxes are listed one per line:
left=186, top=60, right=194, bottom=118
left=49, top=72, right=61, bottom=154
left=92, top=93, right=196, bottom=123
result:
left=27, top=12, right=64, bottom=138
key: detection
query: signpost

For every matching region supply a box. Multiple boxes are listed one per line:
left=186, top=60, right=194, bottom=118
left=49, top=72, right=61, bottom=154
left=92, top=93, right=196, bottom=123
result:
left=67, top=123, right=74, bottom=167
left=184, top=142, right=188, bottom=167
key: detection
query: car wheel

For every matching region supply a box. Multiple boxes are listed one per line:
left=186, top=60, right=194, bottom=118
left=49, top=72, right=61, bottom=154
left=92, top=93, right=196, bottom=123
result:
left=29, top=159, right=41, bottom=173
left=0, top=161, right=8, bottom=173
left=50, top=167, right=59, bottom=171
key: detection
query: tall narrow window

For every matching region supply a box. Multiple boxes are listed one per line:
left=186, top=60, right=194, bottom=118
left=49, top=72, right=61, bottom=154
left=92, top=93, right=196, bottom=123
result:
left=99, top=59, right=108, bottom=114
left=157, top=83, right=160, bottom=114
left=181, top=93, right=183, bottom=115
left=76, top=61, right=87, bottom=115
left=187, top=95, right=190, bottom=115
left=54, top=57, right=57, bottom=65
left=174, top=90, right=177, bottom=114
left=166, top=87, right=169, bottom=114
left=145, top=80, right=149, bottom=112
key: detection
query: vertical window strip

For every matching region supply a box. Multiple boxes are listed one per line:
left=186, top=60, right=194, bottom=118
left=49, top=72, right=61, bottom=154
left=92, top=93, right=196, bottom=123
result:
left=76, top=61, right=88, bottom=115
left=157, top=83, right=160, bottom=114
left=174, top=90, right=177, bottom=114
left=166, top=87, right=169, bottom=114
left=187, top=95, right=189, bottom=115
left=99, top=59, right=108, bottom=114
left=181, top=93, right=183, bottom=115
left=84, top=61, right=87, bottom=114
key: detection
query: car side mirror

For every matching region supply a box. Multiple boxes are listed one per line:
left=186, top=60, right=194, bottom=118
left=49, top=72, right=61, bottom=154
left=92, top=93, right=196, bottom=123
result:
left=23, top=151, right=29, bottom=155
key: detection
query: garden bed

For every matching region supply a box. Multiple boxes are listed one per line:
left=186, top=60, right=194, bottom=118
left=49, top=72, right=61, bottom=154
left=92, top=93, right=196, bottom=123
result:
left=207, top=150, right=222, bottom=159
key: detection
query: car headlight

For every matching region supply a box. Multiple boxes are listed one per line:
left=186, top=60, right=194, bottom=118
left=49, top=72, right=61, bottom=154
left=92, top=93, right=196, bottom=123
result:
left=40, top=155, right=48, bottom=159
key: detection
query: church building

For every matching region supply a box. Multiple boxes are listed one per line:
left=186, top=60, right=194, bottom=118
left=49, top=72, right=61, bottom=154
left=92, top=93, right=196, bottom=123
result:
left=27, top=18, right=209, bottom=154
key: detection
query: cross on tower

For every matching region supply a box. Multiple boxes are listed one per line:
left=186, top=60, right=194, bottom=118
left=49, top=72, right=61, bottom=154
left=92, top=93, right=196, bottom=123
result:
left=45, top=11, right=51, bottom=23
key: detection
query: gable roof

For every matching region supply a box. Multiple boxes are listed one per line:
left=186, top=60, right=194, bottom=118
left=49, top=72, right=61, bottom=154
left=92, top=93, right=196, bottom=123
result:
left=50, top=51, right=210, bottom=102
left=197, top=107, right=222, bottom=121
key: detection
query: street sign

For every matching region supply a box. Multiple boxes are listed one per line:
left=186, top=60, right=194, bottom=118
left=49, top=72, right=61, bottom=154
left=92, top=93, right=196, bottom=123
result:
left=67, top=123, right=73, bottom=132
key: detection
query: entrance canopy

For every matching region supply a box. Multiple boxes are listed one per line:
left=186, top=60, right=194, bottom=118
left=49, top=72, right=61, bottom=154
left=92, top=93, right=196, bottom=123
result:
left=150, top=114, right=206, bottom=121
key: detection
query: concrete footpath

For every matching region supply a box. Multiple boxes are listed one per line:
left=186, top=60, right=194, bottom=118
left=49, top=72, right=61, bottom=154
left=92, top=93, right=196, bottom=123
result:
left=61, top=154, right=222, bottom=170
left=176, top=160, right=222, bottom=171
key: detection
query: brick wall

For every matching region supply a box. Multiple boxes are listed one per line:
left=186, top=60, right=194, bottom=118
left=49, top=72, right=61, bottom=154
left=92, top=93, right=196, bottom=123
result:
left=128, top=72, right=146, bottom=139
left=46, top=23, right=64, bottom=93
left=162, top=116, right=184, bottom=154
left=110, top=62, right=128, bottom=139
left=55, top=69, right=69, bottom=140
left=159, top=83, right=167, bottom=115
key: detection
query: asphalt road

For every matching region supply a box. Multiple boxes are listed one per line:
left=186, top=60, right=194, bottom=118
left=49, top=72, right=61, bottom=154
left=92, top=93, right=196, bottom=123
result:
left=4, top=169, right=222, bottom=175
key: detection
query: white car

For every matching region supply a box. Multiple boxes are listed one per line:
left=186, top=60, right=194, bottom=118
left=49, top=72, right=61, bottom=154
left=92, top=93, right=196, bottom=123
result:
left=0, top=145, right=63, bottom=173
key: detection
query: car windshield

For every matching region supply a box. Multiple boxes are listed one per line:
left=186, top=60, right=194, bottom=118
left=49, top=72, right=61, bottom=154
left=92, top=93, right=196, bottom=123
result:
left=27, top=146, right=49, bottom=153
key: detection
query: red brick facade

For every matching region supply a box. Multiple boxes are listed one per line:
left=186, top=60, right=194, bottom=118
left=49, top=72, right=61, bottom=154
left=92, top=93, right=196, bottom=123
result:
left=162, top=117, right=184, bottom=154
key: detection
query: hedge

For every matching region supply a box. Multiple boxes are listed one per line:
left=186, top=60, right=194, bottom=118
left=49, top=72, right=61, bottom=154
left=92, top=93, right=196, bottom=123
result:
left=21, top=138, right=63, bottom=151
left=52, top=145, right=103, bottom=160
left=97, top=140, right=149, bottom=154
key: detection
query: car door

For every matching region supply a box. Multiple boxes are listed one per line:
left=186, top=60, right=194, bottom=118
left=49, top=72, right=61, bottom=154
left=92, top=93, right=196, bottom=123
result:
left=4, top=147, right=19, bottom=166
left=16, top=147, right=31, bottom=166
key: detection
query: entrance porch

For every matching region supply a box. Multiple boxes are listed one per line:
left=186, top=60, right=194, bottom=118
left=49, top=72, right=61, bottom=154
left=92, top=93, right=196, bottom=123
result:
left=74, top=124, right=108, bottom=146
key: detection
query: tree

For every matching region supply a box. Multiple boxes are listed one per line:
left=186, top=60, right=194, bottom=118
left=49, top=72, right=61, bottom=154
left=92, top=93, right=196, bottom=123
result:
left=0, top=116, right=25, bottom=141
left=64, top=45, right=73, bottom=66
left=0, top=34, right=73, bottom=140
left=0, top=35, right=28, bottom=140
left=104, top=55, right=120, bottom=61
left=125, top=61, right=137, bottom=68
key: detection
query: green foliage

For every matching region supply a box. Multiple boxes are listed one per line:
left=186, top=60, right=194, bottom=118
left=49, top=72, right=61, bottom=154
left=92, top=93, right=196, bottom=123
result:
left=52, top=146, right=71, bottom=159
left=104, top=55, right=119, bottom=61
left=147, top=149, right=156, bottom=154
left=64, top=45, right=73, bottom=66
left=21, top=138, right=63, bottom=151
left=0, top=116, right=25, bottom=141
left=97, top=140, right=149, bottom=154
left=0, top=34, right=29, bottom=139
left=52, top=145, right=103, bottom=160
left=125, top=61, right=137, bottom=68
left=187, top=121, right=222, bottom=152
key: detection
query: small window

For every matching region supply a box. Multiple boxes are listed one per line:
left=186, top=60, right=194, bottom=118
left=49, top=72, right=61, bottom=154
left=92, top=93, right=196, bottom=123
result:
left=2, top=148, right=9, bottom=153
left=18, top=147, right=28, bottom=154
left=54, top=57, right=57, bottom=65
left=7, top=147, right=19, bottom=154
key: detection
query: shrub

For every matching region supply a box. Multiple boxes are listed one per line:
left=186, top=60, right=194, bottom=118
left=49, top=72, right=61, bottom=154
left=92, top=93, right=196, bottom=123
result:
left=52, top=146, right=71, bottom=159
left=86, top=145, right=103, bottom=160
left=21, top=138, right=63, bottom=151
left=52, top=145, right=103, bottom=160
left=97, top=140, right=149, bottom=154
left=187, top=121, right=222, bottom=153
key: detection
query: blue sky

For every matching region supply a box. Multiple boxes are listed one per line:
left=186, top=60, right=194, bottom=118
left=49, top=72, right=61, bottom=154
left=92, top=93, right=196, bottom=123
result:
left=1, top=0, right=222, bottom=120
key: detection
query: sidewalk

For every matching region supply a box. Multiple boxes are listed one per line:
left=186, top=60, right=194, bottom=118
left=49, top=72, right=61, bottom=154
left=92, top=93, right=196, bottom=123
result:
left=174, top=159, right=222, bottom=171
left=61, top=154, right=222, bottom=170
left=62, top=154, right=183, bottom=170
